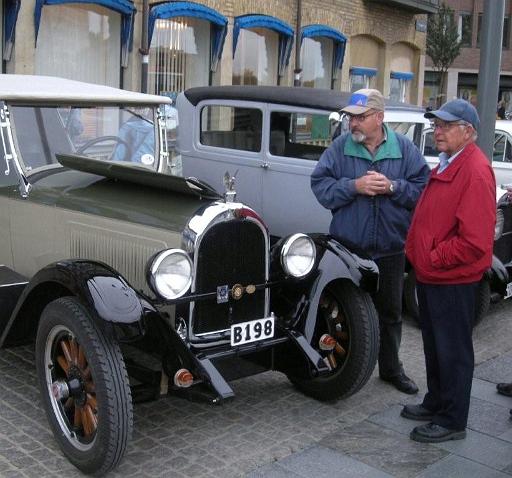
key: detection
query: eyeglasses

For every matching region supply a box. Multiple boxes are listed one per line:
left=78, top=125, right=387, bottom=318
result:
left=348, top=111, right=377, bottom=123
left=431, top=121, right=470, bottom=131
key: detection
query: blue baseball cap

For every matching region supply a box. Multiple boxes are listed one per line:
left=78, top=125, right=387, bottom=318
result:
left=424, top=99, right=480, bottom=129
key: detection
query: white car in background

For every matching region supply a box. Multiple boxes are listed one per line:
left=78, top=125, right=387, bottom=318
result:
left=423, top=120, right=512, bottom=186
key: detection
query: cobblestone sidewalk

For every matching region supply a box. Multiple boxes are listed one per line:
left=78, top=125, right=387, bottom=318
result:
left=0, top=301, right=511, bottom=477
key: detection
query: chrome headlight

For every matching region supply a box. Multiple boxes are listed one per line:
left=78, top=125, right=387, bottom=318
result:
left=281, top=233, right=316, bottom=278
left=495, top=209, right=504, bottom=240
left=147, top=249, right=193, bottom=300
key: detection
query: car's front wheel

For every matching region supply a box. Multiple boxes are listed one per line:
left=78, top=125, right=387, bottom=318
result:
left=288, top=281, right=379, bottom=401
left=35, top=297, right=133, bottom=475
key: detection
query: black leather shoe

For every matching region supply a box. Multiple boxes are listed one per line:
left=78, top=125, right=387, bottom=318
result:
left=401, top=404, right=434, bottom=421
left=497, top=382, right=512, bottom=397
left=381, top=373, right=419, bottom=394
left=410, top=422, right=466, bottom=443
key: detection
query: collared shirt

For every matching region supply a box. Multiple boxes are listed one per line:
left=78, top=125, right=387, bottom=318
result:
left=343, top=125, right=401, bottom=163
left=438, top=148, right=464, bottom=173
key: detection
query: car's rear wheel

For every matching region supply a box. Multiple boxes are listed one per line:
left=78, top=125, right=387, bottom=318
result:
left=35, top=297, right=132, bottom=475
left=288, top=281, right=379, bottom=401
left=404, top=270, right=490, bottom=327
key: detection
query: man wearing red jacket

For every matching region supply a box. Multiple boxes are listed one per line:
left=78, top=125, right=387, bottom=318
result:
left=402, top=99, right=496, bottom=443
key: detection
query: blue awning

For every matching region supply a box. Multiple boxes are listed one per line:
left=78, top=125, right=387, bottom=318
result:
left=301, top=24, right=347, bottom=71
left=4, top=0, right=21, bottom=61
left=391, top=71, right=414, bottom=80
left=148, top=2, right=228, bottom=72
left=34, top=0, right=136, bottom=67
left=350, top=66, right=378, bottom=77
left=233, top=14, right=294, bottom=77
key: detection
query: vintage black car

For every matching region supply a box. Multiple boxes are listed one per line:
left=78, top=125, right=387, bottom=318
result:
left=0, top=75, right=380, bottom=475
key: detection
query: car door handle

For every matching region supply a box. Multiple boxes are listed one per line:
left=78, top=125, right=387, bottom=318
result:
left=260, top=162, right=270, bottom=169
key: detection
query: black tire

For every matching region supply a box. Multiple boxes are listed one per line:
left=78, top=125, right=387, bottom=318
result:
left=404, top=270, right=419, bottom=322
left=404, top=270, right=490, bottom=328
left=288, top=281, right=379, bottom=401
left=35, top=297, right=133, bottom=475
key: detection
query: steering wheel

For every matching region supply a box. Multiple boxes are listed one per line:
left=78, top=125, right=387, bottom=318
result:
left=76, top=136, right=130, bottom=155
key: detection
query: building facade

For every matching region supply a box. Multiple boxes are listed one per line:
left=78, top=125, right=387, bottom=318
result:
left=424, top=0, right=512, bottom=111
left=3, top=0, right=435, bottom=105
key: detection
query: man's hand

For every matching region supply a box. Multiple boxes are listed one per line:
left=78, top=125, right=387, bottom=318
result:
left=355, top=170, right=393, bottom=196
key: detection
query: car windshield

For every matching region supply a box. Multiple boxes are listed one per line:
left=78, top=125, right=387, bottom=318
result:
left=9, top=105, right=158, bottom=172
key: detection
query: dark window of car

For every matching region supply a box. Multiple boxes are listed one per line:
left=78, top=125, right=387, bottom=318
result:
left=200, top=105, right=262, bottom=152
left=494, top=132, right=512, bottom=162
left=269, top=112, right=331, bottom=160
left=423, top=130, right=439, bottom=157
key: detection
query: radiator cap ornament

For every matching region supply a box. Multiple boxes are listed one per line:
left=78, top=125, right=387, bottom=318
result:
left=223, top=170, right=238, bottom=203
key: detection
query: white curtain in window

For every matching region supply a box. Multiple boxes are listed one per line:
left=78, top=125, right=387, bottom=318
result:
left=350, top=74, right=370, bottom=92
left=389, top=78, right=410, bottom=103
left=149, top=17, right=210, bottom=96
left=233, top=28, right=278, bottom=86
left=301, top=37, right=333, bottom=89
left=35, top=4, right=120, bottom=87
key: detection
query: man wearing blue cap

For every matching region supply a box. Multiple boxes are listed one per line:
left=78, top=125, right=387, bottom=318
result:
left=403, top=99, right=496, bottom=442
left=311, top=89, right=430, bottom=395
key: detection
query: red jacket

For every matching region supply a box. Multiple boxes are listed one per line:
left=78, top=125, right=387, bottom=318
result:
left=405, top=143, right=495, bottom=284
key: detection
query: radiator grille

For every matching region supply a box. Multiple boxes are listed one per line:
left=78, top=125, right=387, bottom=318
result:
left=193, top=219, right=266, bottom=335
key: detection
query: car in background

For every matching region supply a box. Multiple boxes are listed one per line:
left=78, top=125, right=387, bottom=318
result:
left=176, top=86, right=512, bottom=326
left=423, top=120, right=512, bottom=186
left=0, top=76, right=380, bottom=474
left=177, top=85, right=429, bottom=239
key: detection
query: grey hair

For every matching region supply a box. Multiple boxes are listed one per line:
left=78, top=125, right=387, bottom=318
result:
left=459, top=121, right=478, bottom=141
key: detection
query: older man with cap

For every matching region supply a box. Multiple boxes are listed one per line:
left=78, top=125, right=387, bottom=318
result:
left=311, top=89, right=430, bottom=394
left=402, top=99, right=496, bottom=442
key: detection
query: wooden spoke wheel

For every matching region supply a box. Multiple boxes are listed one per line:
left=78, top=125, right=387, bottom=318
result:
left=288, top=281, right=379, bottom=401
left=36, top=297, right=132, bottom=475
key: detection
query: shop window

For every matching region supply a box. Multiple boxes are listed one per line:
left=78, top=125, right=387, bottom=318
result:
left=149, top=17, right=210, bottom=95
left=423, top=71, right=441, bottom=109
left=200, top=105, right=262, bottom=152
left=34, top=4, right=121, bottom=87
left=349, top=67, right=377, bottom=92
left=389, top=72, right=413, bottom=103
left=233, top=28, right=279, bottom=86
left=301, top=37, right=333, bottom=89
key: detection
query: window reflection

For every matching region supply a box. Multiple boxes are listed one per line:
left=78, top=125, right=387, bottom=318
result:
left=149, top=17, right=210, bottom=95
left=301, top=37, right=333, bottom=89
left=233, top=28, right=278, bottom=85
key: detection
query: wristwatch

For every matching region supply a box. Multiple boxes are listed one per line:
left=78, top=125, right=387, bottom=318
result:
left=389, top=181, right=395, bottom=194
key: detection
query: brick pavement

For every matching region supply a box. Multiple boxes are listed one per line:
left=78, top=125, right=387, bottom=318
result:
left=1, top=301, right=511, bottom=477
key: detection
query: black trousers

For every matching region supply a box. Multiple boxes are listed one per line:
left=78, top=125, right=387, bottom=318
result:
left=373, top=253, right=405, bottom=378
left=416, top=281, right=478, bottom=430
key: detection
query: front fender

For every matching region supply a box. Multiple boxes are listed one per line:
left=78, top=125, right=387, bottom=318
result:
left=0, top=260, right=155, bottom=347
left=271, top=234, right=378, bottom=343
left=302, top=235, right=378, bottom=341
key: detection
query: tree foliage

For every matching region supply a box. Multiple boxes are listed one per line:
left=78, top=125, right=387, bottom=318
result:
left=426, top=3, right=462, bottom=74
